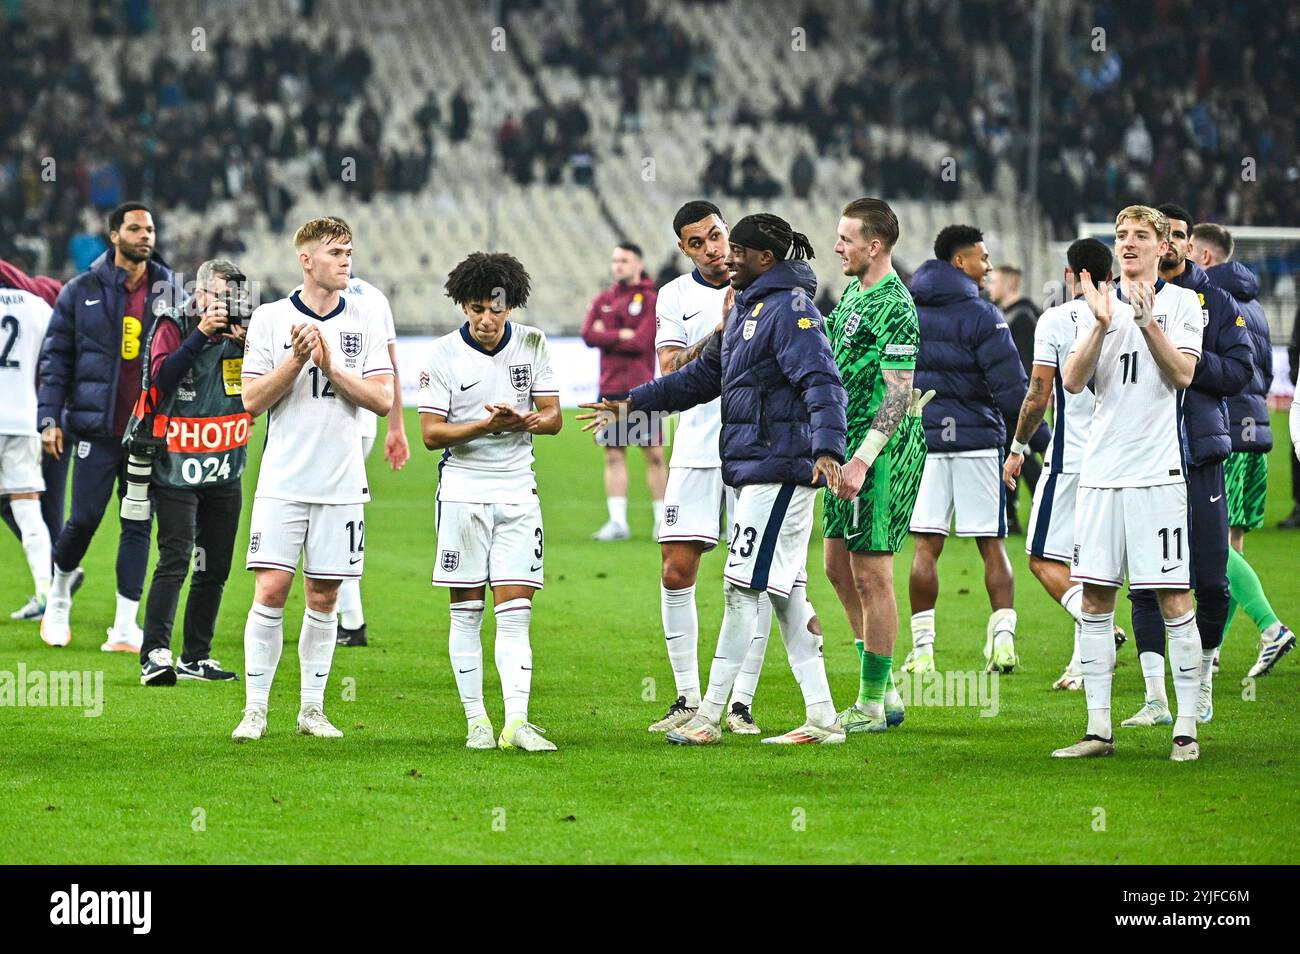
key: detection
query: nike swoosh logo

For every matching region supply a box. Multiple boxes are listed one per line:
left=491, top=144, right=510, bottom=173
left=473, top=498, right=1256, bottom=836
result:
left=314, top=671, right=328, bottom=678
left=1161, top=564, right=1184, bottom=572
left=845, top=530, right=864, bottom=541
left=530, top=563, right=542, bottom=572
left=247, top=672, right=264, bottom=677
left=665, top=634, right=684, bottom=641
left=457, top=668, right=477, bottom=674
left=726, top=560, right=745, bottom=568
left=460, top=381, right=479, bottom=391
left=682, top=311, right=701, bottom=321
left=85, top=299, right=100, bottom=306
left=1210, top=494, right=1222, bottom=502
left=349, top=557, right=362, bottom=565
left=521, top=666, right=532, bottom=671
left=1179, top=665, right=1198, bottom=673
left=1080, top=659, right=1096, bottom=665
left=283, top=343, right=292, bottom=349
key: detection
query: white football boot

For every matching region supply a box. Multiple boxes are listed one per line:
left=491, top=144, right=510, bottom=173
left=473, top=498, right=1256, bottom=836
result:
left=297, top=704, right=343, bottom=738
left=591, top=520, right=630, bottom=542
left=1120, top=698, right=1173, bottom=728
left=231, top=706, right=268, bottom=742
left=465, top=717, right=496, bottom=750
left=498, top=719, right=556, bottom=751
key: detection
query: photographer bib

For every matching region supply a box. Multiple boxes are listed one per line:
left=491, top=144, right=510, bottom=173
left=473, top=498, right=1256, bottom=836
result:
left=131, top=315, right=250, bottom=489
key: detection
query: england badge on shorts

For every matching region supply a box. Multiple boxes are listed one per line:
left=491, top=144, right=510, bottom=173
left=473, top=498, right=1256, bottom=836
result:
left=77, top=441, right=91, bottom=459
left=340, top=332, right=362, bottom=357
left=664, top=505, right=678, bottom=526
left=249, top=532, right=261, bottom=554
left=509, top=364, right=531, bottom=392
left=441, top=550, right=460, bottom=572
left=742, top=319, right=756, bottom=340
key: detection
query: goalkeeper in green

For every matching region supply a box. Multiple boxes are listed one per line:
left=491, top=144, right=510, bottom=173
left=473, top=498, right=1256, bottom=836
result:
left=822, top=199, right=930, bottom=734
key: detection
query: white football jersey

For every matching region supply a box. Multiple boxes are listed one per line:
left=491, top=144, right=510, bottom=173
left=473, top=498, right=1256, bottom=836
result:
left=655, top=269, right=729, bottom=468
left=0, top=289, right=52, bottom=436
left=295, top=277, right=397, bottom=440
left=1071, top=281, right=1203, bottom=488
left=418, top=321, right=558, bottom=504
left=242, top=291, right=393, bottom=503
left=1032, top=298, right=1095, bottom=473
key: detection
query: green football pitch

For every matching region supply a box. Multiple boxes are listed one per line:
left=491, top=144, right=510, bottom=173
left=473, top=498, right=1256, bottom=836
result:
left=1, top=410, right=1297, bottom=864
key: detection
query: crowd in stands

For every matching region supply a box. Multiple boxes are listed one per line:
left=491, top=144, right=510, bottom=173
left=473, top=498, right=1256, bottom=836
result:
left=1, top=0, right=1294, bottom=281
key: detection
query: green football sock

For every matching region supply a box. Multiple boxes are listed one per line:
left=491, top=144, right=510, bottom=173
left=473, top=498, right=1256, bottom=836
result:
left=858, top=651, right=893, bottom=707
left=1227, top=547, right=1280, bottom=635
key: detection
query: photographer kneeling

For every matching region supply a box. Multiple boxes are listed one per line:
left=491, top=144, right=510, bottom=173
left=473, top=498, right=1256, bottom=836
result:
left=128, top=259, right=252, bottom=686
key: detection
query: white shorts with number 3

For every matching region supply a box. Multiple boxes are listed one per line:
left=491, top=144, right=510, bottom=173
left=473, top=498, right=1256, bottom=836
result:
left=246, top=497, right=366, bottom=580
left=432, top=498, right=544, bottom=590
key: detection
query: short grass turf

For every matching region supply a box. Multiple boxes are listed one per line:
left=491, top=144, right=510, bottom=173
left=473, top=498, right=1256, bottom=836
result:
left=1, top=409, right=1297, bottom=864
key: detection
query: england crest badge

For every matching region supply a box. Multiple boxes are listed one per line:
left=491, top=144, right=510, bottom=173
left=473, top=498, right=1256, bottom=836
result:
left=664, top=505, right=678, bottom=526
left=249, top=532, right=261, bottom=554
left=441, top=550, right=460, bottom=572
left=510, top=364, right=532, bottom=392
left=742, top=319, right=757, bottom=340
left=340, top=332, right=363, bottom=357
left=844, top=311, right=862, bottom=339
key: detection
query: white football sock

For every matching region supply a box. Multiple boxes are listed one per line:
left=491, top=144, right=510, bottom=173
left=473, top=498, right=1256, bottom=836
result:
left=989, top=607, right=1017, bottom=643
left=494, top=598, right=533, bottom=724
left=1165, top=611, right=1201, bottom=739
left=729, top=591, right=772, bottom=708
left=449, top=599, right=486, bottom=721
left=299, top=608, right=338, bottom=708
left=1139, top=650, right=1168, bottom=704
left=244, top=602, right=284, bottom=709
left=11, top=499, right=50, bottom=600
left=660, top=584, right=700, bottom=705
left=1060, top=583, right=1083, bottom=623
left=51, top=565, right=75, bottom=600
left=607, top=496, right=628, bottom=526
left=652, top=499, right=664, bottom=526
left=113, top=592, right=140, bottom=635
left=337, top=577, right=364, bottom=630
left=1079, top=611, right=1116, bottom=739
left=1067, top=622, right=1082, bottom=670
left=772, top=584, right=835, bottom=727
left=700, top=584, right=762, bottom=723
left=911, top=609, right=935, bottom=650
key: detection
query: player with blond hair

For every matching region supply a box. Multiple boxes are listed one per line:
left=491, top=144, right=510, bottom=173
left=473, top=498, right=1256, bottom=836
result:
left=231, top=217, right=394, bottom=742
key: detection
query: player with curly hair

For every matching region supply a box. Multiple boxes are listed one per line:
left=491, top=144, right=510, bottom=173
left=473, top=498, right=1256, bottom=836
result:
left=418, top=251, right=564, bottom=752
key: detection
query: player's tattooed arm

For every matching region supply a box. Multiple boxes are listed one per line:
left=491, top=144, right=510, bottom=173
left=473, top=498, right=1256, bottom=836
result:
left=868, top=369, right=913, bottom=438
left=664, top=331, right=719, bottom=373
left=1004, top=365, right=1053, bottom=489
left=1013, top=366, right=1053, bottom=444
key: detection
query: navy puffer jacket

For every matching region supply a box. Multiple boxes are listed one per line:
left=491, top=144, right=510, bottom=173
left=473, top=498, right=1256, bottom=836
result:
left=631, top=260, right=846, bottom=487
left=38, top=251, right=181, bottom=439
left=1170, top=261, right=1253, bottom=466
left=910, top=259, right=1048, bottom=453
left=1206, top=261, right=1273, bottom=453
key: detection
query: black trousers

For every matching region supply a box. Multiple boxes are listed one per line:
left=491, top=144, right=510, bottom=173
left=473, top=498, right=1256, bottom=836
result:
left=1129, top=462, right=1230, bottom=654
left=141, top=481, right=242, bottom=664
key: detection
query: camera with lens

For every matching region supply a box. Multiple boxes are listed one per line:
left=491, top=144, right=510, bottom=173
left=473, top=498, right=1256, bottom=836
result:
left=218, top=270, right=252, bottom=327
left=121, top=424, right=163, bottom=522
